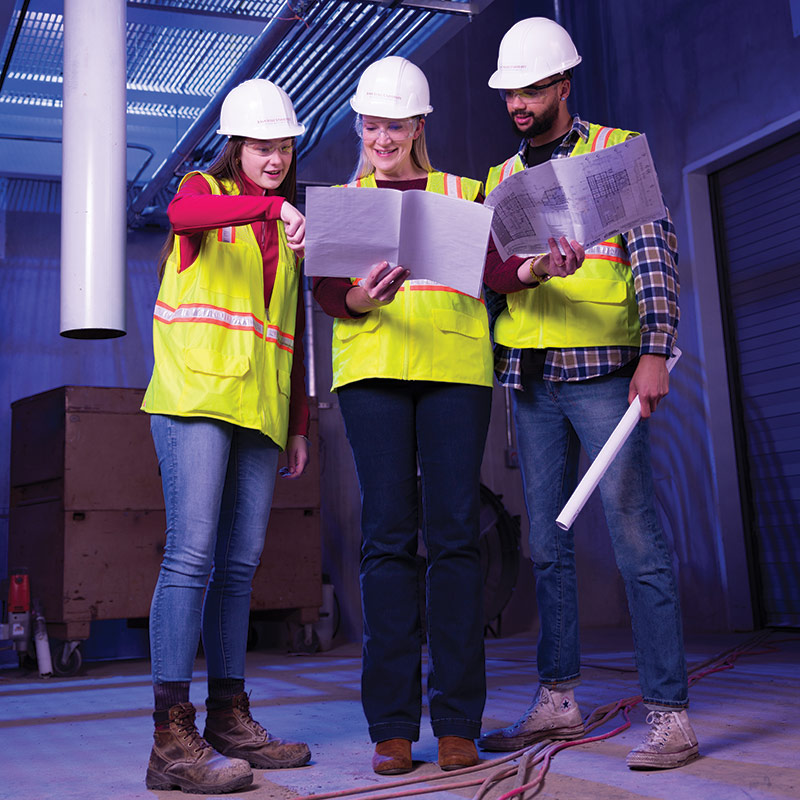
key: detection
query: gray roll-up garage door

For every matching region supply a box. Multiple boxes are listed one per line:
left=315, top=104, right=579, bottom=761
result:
left=710, top=132, right=800, bottom=627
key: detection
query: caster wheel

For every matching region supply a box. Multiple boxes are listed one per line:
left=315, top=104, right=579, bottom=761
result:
left=51, top=642, right=83, bottom=677
left=290, top=625, right=320, bottom=654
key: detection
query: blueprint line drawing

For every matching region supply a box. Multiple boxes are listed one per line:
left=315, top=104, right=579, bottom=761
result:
left=484, top=134, right=666, bottom=260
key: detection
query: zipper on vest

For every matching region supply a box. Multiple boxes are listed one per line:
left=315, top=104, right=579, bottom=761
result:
left=403, top=282, right=410, bottom=380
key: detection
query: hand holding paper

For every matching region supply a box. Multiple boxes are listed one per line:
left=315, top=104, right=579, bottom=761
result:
left=345, top=261, right=410, bottom=314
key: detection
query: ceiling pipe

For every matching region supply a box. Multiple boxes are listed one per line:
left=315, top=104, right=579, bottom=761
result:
left=60, top=0, right=127, bottom=339
left=128, top=0, right=303, bottom=225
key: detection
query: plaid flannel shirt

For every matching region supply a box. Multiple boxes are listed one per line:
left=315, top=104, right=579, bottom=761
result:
left=487, top=116, right=679, bottom=389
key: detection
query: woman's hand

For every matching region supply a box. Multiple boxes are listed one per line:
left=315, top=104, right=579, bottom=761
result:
left=280, top=435, right=309, bottom=479
left=280, top=202, right=306, bottom=251
left=345, top=261, right=410, bottom=314
left=518, top=236, right=585, bottom=284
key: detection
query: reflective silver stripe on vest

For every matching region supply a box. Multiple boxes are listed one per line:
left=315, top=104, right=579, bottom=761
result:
left=501, top=157, right=517, bottom=181
left=265, top=324, right=295, bottom=352
left=590, top=126, right=614, bottom=152
left=407, top=278, right=448, bottom=288
left=443, top=174, right=462, bottom=197
left=154, top=301, right=265, bottom=337
left=585, top=241, right=629, bottom=261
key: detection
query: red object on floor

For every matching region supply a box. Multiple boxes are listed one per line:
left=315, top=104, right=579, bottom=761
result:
left=8, top=570, right=30, bottom=613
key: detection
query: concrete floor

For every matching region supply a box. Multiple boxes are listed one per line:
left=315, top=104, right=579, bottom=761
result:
left=1, top=629, right=799, bottom=800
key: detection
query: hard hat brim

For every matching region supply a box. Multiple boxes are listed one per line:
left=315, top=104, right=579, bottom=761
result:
left=349, top=96, right=432, bottom=118
left=488, top=55, right=581, bottom=90
left=216, top=123, right=306, bottom=138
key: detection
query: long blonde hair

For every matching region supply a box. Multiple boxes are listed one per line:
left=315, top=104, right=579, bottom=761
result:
left=156, top=137, right=297, bottom=279
left=350, top=115, right=434, bottom=182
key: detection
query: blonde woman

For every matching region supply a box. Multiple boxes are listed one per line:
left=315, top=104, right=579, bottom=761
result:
left=314, top=57, right=491, bottom=775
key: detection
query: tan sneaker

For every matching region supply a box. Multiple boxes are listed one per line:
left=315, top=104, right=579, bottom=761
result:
left=204, top=692, right=311, bottom=769
left=626, top=709, right=699, bottom=769
left=145, top=702, right=253, bottom=793
left=478, top=686, right=585, bottom=751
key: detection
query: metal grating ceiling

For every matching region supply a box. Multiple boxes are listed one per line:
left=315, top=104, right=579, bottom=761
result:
left=0, top=0, right=486, bottom=220
left=1, top=11, right=63, bottom=103
left=126, top=25, right=255, bottom=101
left=129, top=0, right=298, bottom=17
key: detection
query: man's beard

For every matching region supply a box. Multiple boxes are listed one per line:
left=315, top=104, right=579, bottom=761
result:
left=509, top=103, right=559, bottom=139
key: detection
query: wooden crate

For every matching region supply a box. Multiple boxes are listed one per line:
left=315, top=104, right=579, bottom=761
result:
left=8, top=386, right=321, bottom=641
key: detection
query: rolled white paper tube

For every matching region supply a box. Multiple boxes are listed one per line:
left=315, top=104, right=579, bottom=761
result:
left=555, top=348, right=682, bottom=530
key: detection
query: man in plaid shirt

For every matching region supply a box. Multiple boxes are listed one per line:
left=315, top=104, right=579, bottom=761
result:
left=479, top=17, right=698, bottom=771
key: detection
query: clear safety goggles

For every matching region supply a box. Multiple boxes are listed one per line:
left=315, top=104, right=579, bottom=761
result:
left=500, top=76, right=565, bottom=103
left=355, top=117, right=418, bottom=142
left=243, top=140, right=294, bottom=157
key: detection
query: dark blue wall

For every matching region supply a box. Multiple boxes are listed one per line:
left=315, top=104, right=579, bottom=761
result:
left=2, top=0, right=799, bottom=654
left=299, top=0, right=800, bottom=637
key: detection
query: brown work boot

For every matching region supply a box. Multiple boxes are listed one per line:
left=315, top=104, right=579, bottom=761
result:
left=203, top=692, right=311, bottom=769
left=438, top=736, right=479, bottom=770
left=145, top=702, right=253, bottom=793
left=372, top=738, right=413, bottom=775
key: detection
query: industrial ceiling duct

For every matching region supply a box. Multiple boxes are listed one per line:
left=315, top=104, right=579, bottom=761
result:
left=60, top=0, right=127, bottom=339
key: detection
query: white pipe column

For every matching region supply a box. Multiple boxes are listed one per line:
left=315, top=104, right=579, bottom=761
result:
left=60, top=0, right=126, bottom=338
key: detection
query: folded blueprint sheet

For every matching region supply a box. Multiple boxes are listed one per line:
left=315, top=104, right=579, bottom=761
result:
left=304, top=186, right=493, bottom=299
left=484, top=134, right=666, bottom=260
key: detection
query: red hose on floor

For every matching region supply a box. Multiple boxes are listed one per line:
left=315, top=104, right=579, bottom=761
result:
left=292, top=631, right=793, bottom=800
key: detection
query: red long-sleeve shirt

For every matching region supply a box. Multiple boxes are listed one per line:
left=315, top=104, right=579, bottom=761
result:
left=167, top=172, right=309, bottom=438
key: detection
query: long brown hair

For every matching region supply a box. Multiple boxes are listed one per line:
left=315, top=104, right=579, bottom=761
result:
left=157, top=136, right=298, bottom=279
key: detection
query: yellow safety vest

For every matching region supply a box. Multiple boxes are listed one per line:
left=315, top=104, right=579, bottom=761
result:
left=487, top=124, right=642, bottom=349
left=330, top=171, right=494, bottom=390
left=142, top=172, right=300, bottom=448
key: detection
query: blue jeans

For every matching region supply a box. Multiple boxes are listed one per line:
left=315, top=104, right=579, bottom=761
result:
left=513, top=374, right=688, bottom=708
left=338, top=379, right=492, bottom=741
left=149, top=414, right=279, bottom=685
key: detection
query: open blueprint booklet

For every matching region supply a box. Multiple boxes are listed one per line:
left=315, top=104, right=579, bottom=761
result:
left=484, top=133, right=667, bottom=260
left=304, top=186, right=493, bottom=299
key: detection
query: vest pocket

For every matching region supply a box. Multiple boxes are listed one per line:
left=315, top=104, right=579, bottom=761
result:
left=199, top=238, right=256, bottom=300
left=184, top=348, right=250, bottom=377
left=432, top=308, right=486, bottom=339
left=334, top=313, right=380, bottom=342
left=561, top=278, right=627, bottom=304
left=559, top=278, right=632, bottom=346
left=178, top=347, right=249, bottom=417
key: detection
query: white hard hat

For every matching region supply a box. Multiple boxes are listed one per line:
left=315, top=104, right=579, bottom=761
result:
left=488, top=17, right=582, bottom=90
left=350, top=56, right=433, bottom=118
left=217, top=79, right=305, bottom=139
